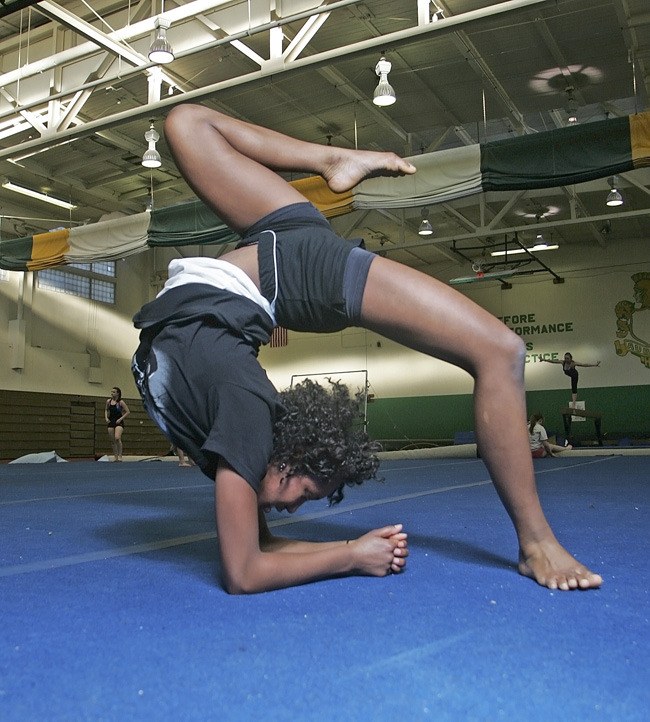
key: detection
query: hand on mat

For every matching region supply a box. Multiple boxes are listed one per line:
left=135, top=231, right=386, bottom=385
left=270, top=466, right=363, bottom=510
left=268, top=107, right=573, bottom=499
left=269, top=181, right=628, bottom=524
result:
left=350, top=524, right=408, bottom=576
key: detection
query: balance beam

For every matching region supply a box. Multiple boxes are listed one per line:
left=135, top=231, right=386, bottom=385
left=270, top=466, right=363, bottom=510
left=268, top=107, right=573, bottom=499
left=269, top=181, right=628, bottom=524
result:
left=559, top=407, right=603, bottom=419
left=560, top=407, right=604, bottom=446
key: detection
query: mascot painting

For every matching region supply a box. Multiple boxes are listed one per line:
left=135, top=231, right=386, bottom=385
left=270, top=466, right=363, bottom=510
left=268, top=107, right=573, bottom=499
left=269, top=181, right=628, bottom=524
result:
left=615, top=272, right=650, bottom=368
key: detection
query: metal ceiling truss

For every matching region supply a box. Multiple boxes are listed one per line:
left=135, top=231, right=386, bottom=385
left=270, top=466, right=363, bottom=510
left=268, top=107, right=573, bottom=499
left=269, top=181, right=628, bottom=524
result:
left=378, top=203, right=650, bottom=256
left=0, top=0, right=647, bottom=261
left=0, top=0, right=550, bottom=161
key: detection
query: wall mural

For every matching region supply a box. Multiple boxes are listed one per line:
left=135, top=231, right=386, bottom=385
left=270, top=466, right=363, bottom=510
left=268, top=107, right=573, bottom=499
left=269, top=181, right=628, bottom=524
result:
left=614, top=272, right=650, bottom=368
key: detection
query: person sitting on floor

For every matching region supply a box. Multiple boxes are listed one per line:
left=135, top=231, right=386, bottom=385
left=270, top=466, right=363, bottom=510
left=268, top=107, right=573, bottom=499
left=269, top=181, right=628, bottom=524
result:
left=528, top=413, right=573, bottom=458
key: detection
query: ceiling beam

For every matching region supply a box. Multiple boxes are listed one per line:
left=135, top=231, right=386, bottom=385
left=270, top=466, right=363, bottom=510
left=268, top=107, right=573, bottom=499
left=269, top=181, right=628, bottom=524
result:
left=0, top=0, right=551, bottom=160
left=378, top=207, right=650, bottom=254
left=36, top=1, right=148, bottom=68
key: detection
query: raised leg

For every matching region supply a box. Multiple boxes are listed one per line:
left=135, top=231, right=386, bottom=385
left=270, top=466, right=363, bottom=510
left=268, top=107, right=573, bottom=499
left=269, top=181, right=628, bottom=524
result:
left=164, top=104, right=415, bottom=234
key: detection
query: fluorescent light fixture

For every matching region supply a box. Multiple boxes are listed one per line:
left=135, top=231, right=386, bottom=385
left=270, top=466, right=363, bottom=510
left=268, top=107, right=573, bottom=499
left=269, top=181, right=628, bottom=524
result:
left=490, top=243, right=559, bottom=257
left=2, top=179, right=77, bottom=209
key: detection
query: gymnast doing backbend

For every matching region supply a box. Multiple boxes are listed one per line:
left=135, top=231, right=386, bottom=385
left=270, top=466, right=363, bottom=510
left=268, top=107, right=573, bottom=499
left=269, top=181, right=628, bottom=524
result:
left=132, top=104, right=602, bottom=594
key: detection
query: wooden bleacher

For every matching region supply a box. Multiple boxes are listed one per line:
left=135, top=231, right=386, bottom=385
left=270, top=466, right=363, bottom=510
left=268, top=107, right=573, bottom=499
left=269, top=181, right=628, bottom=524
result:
left=0, top=390, right=170, bottom=461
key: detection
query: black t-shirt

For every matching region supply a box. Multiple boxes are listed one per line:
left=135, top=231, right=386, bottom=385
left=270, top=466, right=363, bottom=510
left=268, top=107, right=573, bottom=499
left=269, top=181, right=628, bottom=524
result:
left=133, top=284, right=285, bottom=490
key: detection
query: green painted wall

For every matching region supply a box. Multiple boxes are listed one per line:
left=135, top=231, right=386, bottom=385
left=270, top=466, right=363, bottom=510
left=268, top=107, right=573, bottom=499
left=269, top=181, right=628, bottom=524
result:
left=524, top=385, right=649, bottom=442
left=367, top=384, right=649, bottom=445
left=367, top=393, right=473, bottom=445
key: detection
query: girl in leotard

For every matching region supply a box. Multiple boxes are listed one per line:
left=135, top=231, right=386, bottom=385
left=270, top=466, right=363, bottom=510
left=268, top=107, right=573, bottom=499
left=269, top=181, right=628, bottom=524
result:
left=105, top=386, right=130, bottom=462
left=542, top=353, right=601, bottom=404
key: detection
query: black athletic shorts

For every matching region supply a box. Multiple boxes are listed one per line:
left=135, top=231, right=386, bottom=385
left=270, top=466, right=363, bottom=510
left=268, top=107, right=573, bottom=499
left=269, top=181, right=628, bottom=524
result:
left=238, top=202, right=375, bottom=333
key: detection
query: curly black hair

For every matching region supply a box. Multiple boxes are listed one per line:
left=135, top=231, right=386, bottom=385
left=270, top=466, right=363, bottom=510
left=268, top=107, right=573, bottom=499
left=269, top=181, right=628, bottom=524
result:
left=270, top=378, right=381, bottom=505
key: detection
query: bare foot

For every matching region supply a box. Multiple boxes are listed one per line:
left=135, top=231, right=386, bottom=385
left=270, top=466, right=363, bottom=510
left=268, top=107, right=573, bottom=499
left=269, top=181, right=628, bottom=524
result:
left=519, top=539, right=602, bottom=590
left=322, top=148, right=416, bottom=194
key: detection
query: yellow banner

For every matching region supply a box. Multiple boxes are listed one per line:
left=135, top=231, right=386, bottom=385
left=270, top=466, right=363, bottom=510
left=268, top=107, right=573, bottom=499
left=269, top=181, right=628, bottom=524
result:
left=290, top=176, right=353, bottom=218
left=27, top=229, right=70, bottom=271
left=630, top=111, right=650, bottom=168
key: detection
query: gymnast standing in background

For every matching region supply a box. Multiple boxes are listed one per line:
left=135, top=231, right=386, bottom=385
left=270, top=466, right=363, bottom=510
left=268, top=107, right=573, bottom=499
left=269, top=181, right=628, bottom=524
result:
left=105, top=386, right=130, bottom=462
left=542, top=352, right=600, bottom=405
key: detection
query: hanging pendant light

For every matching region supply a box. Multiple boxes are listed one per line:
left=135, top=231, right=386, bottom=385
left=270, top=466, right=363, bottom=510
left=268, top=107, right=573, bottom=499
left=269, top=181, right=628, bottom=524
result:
left=606, top=176, right=623, bottom=207
left=373, top=56, right=396, bottom=106
left=142, top=122, right=162, bottom=168
left=418, top=208, right=434, bottom=236
left=149, top=17, right=174, bottom=64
